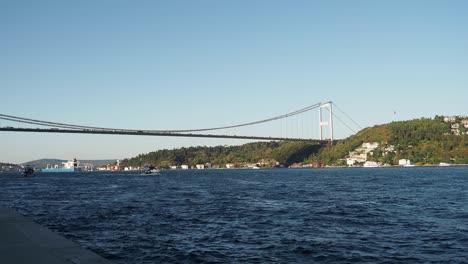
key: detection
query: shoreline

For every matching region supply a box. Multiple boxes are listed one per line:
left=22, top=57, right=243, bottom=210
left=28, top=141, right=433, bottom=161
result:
left=0, top=207, right=109, bottom=264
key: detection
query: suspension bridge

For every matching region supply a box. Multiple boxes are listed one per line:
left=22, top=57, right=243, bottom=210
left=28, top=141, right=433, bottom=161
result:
left=0, top=101, right=361, bottom=144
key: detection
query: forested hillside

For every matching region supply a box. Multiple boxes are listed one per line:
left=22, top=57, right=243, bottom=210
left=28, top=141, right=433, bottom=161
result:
left=119, top=116, right=467, bottom=168
left=120, top=141, right=322, bottom=168
left=310, top=117, right=467, bottom=165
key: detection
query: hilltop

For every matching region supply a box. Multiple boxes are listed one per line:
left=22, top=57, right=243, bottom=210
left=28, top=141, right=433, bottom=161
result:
left=309, top=116, right=467, bottom=166
left=0, top=162, right=23, bottom=172
left=119, top=116, right=467, bottom=169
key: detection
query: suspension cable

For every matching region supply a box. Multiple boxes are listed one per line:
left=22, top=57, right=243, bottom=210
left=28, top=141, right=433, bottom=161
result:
left=0, top=102, right=323, bottom=133
left=333, top=103, right=362, bottom=130
left=321, top=107, right=357, bottom=134
left=332, top=112, right=357, bottom=134
left=0, top=114, right=117, bottom=131
left=0, top=116, right=94, bottom=130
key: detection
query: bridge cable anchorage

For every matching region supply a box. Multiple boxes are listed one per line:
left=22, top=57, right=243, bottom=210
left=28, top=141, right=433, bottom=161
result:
left=0, top=102, right=323, bottom=134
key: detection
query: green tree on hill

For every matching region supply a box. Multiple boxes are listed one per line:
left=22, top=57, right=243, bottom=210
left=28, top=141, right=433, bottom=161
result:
left=117, top=116, right=467, bottom=169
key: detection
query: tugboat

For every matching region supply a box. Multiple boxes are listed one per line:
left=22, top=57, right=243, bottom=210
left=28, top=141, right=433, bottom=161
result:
left=141, top=164, right=160, bottom=175
left=23, top=165, right=35, bottom=177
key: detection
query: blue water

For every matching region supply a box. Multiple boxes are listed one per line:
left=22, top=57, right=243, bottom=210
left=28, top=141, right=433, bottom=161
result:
left=1, top=167, right=467, bottom=263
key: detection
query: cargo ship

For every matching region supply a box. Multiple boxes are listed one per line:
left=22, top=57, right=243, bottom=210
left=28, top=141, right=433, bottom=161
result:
left=42, top=158, right=82, bottom=172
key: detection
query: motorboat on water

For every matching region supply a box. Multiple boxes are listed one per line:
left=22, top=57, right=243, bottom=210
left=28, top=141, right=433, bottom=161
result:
left=23, top=165, right=35, bottom=177
left=141, top=164, right=160, bottom=175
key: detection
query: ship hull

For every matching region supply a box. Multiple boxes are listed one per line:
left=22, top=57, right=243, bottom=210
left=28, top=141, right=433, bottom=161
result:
left=41, top=168, right=81, bottom=173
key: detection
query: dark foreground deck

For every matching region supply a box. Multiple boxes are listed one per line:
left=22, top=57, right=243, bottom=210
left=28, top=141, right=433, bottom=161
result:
left=0, top=207, right=109, bottom=264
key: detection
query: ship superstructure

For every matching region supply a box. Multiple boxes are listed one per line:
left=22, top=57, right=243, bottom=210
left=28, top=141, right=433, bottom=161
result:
left=42, top=158, right=81, bottom=172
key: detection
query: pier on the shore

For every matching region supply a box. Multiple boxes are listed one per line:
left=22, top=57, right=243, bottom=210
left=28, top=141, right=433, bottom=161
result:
left=0, top=207, right=109, bottom=264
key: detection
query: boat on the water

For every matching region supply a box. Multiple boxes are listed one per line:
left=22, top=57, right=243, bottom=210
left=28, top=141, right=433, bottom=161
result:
left=42, top=158, right=82, bottom=172
left=23, top=165, right=35, bottom=177
left=141, top=164, right=160, bottom=175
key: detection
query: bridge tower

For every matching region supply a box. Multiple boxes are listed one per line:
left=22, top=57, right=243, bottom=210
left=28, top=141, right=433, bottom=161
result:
left=319, top=101, right=333, bottom=142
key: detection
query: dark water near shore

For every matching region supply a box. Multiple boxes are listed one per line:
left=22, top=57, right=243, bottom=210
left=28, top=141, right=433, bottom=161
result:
left=1, top=167, right=467, bottom=263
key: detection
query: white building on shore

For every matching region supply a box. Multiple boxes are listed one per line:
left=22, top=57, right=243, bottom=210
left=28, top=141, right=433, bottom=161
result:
left=363, top=161, right=381, bottom=167
left=346, top=142, right=380, bottom=166
left=398, top=159, right=413, bottom=166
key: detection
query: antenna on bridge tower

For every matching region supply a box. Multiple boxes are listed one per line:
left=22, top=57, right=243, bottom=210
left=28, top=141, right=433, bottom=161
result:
left=319, top=101, right=333, bottom=143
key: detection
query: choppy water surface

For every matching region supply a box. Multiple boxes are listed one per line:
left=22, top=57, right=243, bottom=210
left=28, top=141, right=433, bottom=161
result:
left=1, top=167, right=467, bottom=263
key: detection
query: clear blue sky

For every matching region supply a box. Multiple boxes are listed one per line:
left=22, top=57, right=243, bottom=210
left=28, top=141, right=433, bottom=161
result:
left=1, top=0, right=467, bottom=164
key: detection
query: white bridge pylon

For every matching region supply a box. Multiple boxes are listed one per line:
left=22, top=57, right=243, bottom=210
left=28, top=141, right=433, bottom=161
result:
left=319, top=101, right=333, bottom=142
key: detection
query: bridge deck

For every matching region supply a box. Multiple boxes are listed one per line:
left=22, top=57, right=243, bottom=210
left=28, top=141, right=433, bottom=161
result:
left=0, top=207, right=109, bottom=264
left=0, top=127, right=330, bottom=143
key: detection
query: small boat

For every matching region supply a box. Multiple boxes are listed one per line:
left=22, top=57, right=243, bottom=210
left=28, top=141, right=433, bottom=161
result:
left=439, top=162, right=451, bottom=166
left=141, top=164, right=160, bottom=175
left=23, top=165, right=35, bottom=177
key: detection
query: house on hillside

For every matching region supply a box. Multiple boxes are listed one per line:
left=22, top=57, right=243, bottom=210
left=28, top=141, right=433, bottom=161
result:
left=362, top=142, right=379, bottom=150
left=346, top=142, right=399, bottom=167
left=444, top=116, right=456, bottom=123
left=398, top=159, right=412, bottom=166
left=461, top=119, right=468, bottom=128
left=451, top=123, right=461, bottom=135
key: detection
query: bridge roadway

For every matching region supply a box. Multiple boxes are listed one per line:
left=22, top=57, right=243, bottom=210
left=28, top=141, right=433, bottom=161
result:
left=0, top=127, right=331, bottom=144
